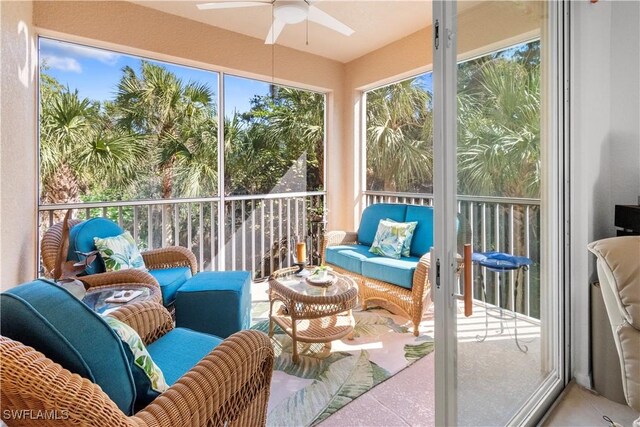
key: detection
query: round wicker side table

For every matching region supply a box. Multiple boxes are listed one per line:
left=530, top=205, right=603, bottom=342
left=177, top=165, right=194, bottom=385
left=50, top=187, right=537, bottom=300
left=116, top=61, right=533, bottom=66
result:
left=82, top=282, right=162, bottom=315
left=268, top=266, right=358, bottom=363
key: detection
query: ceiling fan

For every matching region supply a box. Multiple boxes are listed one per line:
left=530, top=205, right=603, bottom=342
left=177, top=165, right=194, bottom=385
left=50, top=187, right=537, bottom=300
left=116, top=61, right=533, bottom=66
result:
left=196, top=0, right=355, bottom=45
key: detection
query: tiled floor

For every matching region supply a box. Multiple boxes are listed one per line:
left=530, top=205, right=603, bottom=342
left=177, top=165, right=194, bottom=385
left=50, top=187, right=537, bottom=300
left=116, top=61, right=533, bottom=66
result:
left=316, top=302, right=544, bottom=427
left=543, top=382, right=639, bottom=427
left=318, top=352, right=435, bottom=427
left=253, top=281, right=638, bottom=426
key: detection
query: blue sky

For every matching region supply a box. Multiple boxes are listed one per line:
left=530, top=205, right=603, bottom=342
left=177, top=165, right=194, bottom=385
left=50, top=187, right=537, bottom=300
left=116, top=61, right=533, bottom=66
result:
left=415, top=73, right=433, bottom=92
left=39, top=38, right=269, bottom=116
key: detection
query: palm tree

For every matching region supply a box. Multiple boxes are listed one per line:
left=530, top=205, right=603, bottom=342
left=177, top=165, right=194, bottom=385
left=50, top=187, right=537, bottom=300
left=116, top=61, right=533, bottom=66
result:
left=260, top=87, right=325, bottom=190
left=457, top=59, right=540, bottom=198
left=366, top=79, right=434, bottom=192
left=39, top=70, right=144, bottom=210
left=112, top=61, right=217, bottom=199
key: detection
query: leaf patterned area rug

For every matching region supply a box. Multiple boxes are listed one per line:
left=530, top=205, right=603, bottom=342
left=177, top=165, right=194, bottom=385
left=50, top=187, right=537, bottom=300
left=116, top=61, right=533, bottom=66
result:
left=251, top=303, right=435, bottom=426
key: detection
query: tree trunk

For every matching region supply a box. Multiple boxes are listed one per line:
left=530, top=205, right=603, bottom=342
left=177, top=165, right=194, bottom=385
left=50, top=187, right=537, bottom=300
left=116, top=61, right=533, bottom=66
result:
left=383, top=179, right=396, bottom=192
left=42, top=162, right=81, bottom=224
left=161, top=157, right=175, bottom=248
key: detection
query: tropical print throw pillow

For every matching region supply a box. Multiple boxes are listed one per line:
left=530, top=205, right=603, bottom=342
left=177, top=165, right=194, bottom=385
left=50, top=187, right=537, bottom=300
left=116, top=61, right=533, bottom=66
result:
left=104, top=316, right=169, bottom=394
left=369, top=219, right=415, bottom=259
left=384, top=218, right=418, bottom=257
left=94, top=231, right=146, bottom=272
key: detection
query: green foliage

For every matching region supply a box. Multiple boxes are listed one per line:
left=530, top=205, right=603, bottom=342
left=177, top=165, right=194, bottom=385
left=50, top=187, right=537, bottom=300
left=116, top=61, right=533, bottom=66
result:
left=40, top=61, right=325, bottom=205
left=39, top=66, right=145, bottom=205
left=457, top=42, right=541, bottom=198
left=111, top=61, right=219, bottom=199
left=366, top=40, right=541, bottom=199
left=366, top=78, right=434, bottom=192
left=225, top=86, right=325, bottom=195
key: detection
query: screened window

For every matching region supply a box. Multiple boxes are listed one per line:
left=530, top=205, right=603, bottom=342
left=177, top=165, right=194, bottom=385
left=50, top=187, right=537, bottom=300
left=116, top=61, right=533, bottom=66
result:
left=364, top=39, right=540, bottom=199
left=365, top=74, right=433, bottom=193
left=223, top=75, right=325, bottom=196
left=39, top=38, right=220, bottom=205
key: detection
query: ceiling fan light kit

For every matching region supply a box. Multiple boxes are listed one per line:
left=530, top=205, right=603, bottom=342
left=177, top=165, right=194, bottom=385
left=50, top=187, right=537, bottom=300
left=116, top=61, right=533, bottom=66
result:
left=196, top=0, right=355, bottom=45
left=274, top=2, right=308, bottom=24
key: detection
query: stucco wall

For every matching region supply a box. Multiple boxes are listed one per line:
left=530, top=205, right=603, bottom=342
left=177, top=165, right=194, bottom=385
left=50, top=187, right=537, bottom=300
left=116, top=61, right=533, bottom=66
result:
left=0, top=0, right=37, bottom=290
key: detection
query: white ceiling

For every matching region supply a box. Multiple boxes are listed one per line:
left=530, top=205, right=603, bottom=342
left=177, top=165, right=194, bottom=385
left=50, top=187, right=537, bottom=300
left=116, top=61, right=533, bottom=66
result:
left=131, top=1, right=479, bottom=63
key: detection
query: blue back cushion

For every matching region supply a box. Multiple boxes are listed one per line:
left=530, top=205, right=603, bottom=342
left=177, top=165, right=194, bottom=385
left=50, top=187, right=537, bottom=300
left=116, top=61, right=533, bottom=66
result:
left=405, top=205, right=434, bottom=257
left=0, top=280, right=136, bottom=415
left=68, top=218, right=123, bottom=274
left=357, top=204, right=408, bottom=246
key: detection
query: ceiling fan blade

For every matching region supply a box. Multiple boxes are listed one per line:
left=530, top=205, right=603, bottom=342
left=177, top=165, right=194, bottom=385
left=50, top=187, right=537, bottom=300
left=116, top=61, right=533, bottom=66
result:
left=265, top=19, right=286, bottom=44
left=307, top=5, right=354, bottom=36
left=197, top=2, right=270, bottom=10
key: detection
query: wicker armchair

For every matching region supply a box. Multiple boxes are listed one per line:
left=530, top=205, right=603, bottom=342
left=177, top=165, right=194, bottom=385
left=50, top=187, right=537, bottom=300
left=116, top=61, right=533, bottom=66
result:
left=0, top=300, right=274, bottom=427
left=41, top=218, right=198, bottom=305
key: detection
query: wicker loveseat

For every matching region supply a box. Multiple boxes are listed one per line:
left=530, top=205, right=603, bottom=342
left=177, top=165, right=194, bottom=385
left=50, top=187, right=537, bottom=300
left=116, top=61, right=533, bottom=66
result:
left=322, top=203, right=435, bottom=336
left=0, top=279, right=274, bottom=427
left=42, top=217, right=198, bottom=308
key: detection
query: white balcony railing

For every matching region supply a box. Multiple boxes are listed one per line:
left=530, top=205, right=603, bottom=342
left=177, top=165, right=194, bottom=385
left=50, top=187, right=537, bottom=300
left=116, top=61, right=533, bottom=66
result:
left=39, top=190, right=541, bottom=319
left=364, top=191, right=541, bottom=319
left=39, top=191, right=326, bottom=280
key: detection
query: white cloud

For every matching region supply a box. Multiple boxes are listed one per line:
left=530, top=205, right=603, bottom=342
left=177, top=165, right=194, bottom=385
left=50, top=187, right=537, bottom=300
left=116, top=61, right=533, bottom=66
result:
left=57, top=43, right=120, bottom=65
left=40, top=38, right=120, bottom=66
left=40, top=54, right=82, bottom=73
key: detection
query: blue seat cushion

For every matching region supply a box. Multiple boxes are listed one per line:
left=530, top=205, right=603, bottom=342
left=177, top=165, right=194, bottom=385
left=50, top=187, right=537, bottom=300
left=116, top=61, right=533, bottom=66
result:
left=150, top=267, right=192, bottom=306
left=68, top=218, right=124, bottom=274
left=175, top=271, right=251, bottom=338
left=147, top=327, right=222, bottom=386
left=357, top=204, right=408, bottom=247
left=361, top=256, right=420, bottom=290
left=325, top=244, right=378, bottom=275
left=0, top=280, right=136, bottom=415
left=405, top=205, right=434, bottom=257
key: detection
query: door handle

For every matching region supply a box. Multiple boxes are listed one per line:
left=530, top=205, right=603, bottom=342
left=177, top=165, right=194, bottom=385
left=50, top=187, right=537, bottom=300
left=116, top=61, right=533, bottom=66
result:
left=464, top=243, right=472, bottom=317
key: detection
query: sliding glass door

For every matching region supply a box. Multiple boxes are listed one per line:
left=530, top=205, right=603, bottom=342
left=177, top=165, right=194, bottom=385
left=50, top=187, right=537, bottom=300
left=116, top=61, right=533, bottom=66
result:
left=432, top=1, right=567, bottom=425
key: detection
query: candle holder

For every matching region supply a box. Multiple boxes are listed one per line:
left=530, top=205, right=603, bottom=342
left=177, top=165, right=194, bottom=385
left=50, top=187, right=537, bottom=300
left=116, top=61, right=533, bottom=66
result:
left=293, top=261, right=307, bottom=275
left=291, top=236, right=310, bottom=277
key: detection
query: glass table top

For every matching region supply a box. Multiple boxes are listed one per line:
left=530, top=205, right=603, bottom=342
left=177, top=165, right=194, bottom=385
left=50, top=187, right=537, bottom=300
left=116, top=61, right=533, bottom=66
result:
left=82, top=285, right=152, bottom=315
left=274, top=269, right=353, bottom=297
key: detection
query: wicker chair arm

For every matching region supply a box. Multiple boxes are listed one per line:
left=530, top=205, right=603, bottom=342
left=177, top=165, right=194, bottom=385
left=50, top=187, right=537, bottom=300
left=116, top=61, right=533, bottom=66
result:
left=40, top=219, right=84, bottom=277
left=107, top=301, right=174, bottom=345
left=79, top=269, right=160, bottom=289
left=0, top=336, right=134, bottom=427
left=133, top=330, right=274, bottom=427
left=412, top=252, right=432, bottom=305
left=321, top=231, right=358, bottom=265
left=142, top=247, right=197, bottom=275
left=323, top=230, right=358, bottom=247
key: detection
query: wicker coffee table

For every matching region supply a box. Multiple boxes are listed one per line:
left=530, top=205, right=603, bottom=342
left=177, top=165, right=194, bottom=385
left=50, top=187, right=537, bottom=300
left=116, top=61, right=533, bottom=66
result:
left=269, top=267, right=358, bottom=363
